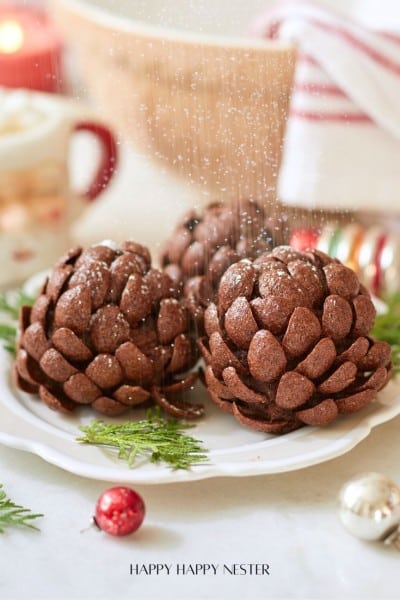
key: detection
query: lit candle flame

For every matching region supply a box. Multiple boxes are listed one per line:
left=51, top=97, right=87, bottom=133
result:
left=0, top=20, right=24, bottom=54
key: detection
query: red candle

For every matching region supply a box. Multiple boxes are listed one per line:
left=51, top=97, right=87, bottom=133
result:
left=0, top=5, right=63, bottom=93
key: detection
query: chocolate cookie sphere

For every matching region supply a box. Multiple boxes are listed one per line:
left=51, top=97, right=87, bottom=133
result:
left=199, top=246, right=392, bottom=433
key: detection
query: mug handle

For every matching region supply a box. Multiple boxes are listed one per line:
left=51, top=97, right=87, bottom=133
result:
left=73, top=121, right=118, bottom=202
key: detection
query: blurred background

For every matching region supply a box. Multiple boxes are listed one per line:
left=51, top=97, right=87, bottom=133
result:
left=1, top=0, right=400, bottom=298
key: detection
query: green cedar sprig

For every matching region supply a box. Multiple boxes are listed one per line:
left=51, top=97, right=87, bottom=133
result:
left=77, top=408, right=208, bottom=470
left=0, top=290, right=34, bottom=319
left=0, top=323, right=18, bottom=356
left=0, top=485, right=43, bottom=533
left=0, top=290, right=34, bottom=356
left=371, top=293, right=400, bottom=374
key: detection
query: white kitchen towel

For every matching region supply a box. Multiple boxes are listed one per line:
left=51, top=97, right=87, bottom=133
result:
left=252, top=1, right=400, bottom=213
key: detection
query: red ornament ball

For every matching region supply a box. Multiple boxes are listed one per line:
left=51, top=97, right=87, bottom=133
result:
left=290, top=227, right=319, bottom=252
left=94, top=486, right=145, bottom=536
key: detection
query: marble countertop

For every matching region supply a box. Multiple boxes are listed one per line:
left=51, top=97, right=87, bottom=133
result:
left=1, top=415, right=400, bottom=600
left=1, top=145, right=399, bottom=600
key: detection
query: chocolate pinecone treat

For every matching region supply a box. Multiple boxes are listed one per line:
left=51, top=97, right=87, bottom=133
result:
left=160, top=199, right=286, bottom=331
left=199, top=246, right=392, bottom=434
left=14, top=241, right=202, bottom=418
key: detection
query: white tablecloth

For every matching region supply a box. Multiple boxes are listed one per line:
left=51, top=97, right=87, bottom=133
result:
left=1, top=417, right=400, bottom=600
left=1, top=145, right=399, bottom=600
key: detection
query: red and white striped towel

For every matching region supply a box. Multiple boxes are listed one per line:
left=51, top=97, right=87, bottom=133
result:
left=252, top=1, right=400, bottom=213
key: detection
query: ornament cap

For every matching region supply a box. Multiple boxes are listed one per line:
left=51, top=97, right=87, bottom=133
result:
left=383, top=525, right=400, bottom=550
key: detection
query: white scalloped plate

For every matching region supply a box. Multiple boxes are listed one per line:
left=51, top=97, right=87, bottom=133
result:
left=1, top=346, right=400, bottom=484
